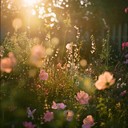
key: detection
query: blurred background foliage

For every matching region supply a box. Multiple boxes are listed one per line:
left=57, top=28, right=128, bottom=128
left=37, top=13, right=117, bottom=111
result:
left=0, top=0, right=128, bottom=127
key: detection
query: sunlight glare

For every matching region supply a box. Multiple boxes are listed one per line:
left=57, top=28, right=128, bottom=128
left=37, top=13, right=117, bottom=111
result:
left=23, top=0, right=39, bottom=6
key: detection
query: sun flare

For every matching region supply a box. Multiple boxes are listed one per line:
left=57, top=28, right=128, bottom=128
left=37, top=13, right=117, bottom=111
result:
left=23, top=0, right=39, bottom=6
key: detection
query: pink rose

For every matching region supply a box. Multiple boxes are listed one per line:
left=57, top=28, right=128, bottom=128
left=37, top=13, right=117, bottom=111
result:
left=23, top=121, right=36, bottom=128
left=82, top=115, right=94, bottom=128
left=75, top=91, right=90, bottom=105
left=43, top=111, right=54, bottom=122
left=39, top=70, right=48, bottom=80
left=95, top=71, right=115, bottom=90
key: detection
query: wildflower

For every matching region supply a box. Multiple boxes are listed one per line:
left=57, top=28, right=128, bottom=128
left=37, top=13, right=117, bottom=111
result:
left=122, top=42, right=128, bottom=49
left=27, top=107, right=36, bottom=120
left=0, top=52, right=16, bottom=73
left=52, top=101, right=66, bottom=109
left=39, top=70, right=48, bottom=80
left=64, top=110, right=74, bottom=121
left=75, top=91, right=90, bottom=105
left=23, top=121, right=36, bottom=128
left=95, top=71, right=115, bottom=90
left=82, top=115, right=94, bottom=128
left=43, top=111, right=54, bottom=122
left=120, top=90, right=127, bottom=96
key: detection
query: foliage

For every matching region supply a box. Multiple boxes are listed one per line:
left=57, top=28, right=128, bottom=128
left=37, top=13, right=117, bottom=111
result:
left=0, top=32, right=128, bottom=128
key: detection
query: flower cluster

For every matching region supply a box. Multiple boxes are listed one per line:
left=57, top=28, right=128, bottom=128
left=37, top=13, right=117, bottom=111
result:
left=1, top=33, right=127, bottom=128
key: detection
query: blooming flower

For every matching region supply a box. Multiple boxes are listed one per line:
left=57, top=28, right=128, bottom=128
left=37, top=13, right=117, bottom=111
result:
left=39, top=70, right=48, bottom=80
left=75, top=91, right=90, bottom=105
left=120, top=90, right=127, bottom=96
left=64, top=110, right=74, bottom=121
left=27, top=107, right=36, bottom=120
left=23, top=121, right=36, bottom=128
left=43, top=111, right=54, bottom=122
left=82, top=115, right=94, bottom=128
left=52, top=101, right=66, bottom=109
left=122, top=42, right=128, bottom=49
left=0, top=52, right=17, bottom=73
left=95, top=71, right=115, bottom=90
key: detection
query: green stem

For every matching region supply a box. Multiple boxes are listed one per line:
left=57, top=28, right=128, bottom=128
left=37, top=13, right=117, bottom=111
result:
left=61, top=29, right=68, bottom=60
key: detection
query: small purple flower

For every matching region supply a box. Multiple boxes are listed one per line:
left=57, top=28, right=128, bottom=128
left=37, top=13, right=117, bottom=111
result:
left=82, top=124, right=92, bottom=128
left=23, top=121, right=36, bottom=128
left=39, top=70, right=48, bottom=80
left=75, top=91, right=90, bottom=105
left=27, top=107, right=36, bottom=120
left=120, top=90, right=127, bottom=96
left=43, top=111, right=54, bottom=122
left=52, top=101, right=66, bottom=109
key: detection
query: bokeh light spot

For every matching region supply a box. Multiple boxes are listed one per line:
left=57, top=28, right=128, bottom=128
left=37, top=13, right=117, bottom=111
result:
left=51, top=37, right=59, bottom=46
left=46, top=48, right=54, bottom=56
left=80, top=59, right=87, bottom=67
left=12, top=18, right=22, bottom=31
